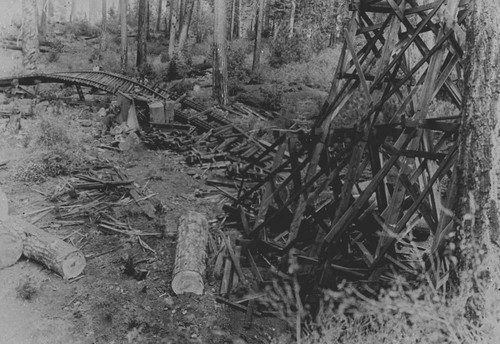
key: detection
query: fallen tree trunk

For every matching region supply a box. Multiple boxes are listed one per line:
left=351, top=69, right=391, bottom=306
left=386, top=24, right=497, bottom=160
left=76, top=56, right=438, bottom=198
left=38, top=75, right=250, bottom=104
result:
left=171, top=211, right=208, bottom=295
left=6, top=216, right=86, bottom=279
left=0, top=222, right=23, bottom=269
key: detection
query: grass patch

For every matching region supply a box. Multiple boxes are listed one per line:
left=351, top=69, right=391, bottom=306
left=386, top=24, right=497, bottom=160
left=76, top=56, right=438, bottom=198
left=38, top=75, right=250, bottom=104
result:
left=262, top=48, right=340, bottom=91
left=16, top=278, right=38, bottom=301
left=14, top=110, right=94, bottom=184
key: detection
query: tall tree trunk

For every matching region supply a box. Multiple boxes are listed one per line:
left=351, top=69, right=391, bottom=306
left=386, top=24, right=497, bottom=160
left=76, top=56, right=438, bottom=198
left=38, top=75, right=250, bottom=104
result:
left=167, top=0, right=173, bottom=38
left=100, top=0, right=107, bottom=51
left=179, top=0, right=185, bottom=36
left=156, top=0, right=163, bottom=32
left=120, top=0, right=128, bottom=69
left=229, top=0, right=236, bottom=41
left=194, top=0, right=201, bottom=43
left=70, top=0, right=77, bottom=22
left=252, top=0, right=265, bottom=73
left=177, top=0, right=195, bottom=50
left=289, top=0, right=295, bottom=39
left=22, top=0, right=39, bottom=71
left=137, top=0, right=148, bottom=68
left=146, top=0, right=151, bottom=40
left=213, top=0, right=228, bottom=105
left=168, top=0, right=179, bottom=58
left=89, top=0, right=97, bottom=24
left=40, top=0, right=49, bottom=40
left=456, top=0, right=500, bottom=323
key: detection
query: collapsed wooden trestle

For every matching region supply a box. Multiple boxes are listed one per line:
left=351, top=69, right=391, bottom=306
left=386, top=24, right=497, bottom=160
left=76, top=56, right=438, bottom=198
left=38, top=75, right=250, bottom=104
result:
left=228, top=0, right=468, bottom=293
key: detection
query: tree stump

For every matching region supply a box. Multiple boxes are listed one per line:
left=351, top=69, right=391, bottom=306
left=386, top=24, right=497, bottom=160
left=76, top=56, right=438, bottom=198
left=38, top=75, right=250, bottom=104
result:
left=171, top=211, right=208, bottom=295
left=6, top=216, right=86, bottom=279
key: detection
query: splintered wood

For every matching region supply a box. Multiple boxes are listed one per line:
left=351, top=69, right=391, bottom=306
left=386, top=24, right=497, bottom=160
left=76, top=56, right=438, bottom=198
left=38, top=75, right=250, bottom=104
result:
left=171, top=211, right=209, bottom=295
left=208, top=0, right=470, bottom=305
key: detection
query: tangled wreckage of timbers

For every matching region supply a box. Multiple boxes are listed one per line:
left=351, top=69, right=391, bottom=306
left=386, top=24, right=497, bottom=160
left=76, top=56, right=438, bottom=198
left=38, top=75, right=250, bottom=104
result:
left=0, top=0, right=469, bottom=308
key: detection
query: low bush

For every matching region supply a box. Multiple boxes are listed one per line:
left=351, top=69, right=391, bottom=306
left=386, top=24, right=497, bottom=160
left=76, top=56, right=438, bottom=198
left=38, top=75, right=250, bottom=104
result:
left=64, top=20, right=100, bottom=37
left=15, top=113, right=92, bottom=184
left=263, top=48, right=339, bottom=92
left=270, top=32, right=314, bottom=67
left=166, top=51, right=192, bottom=80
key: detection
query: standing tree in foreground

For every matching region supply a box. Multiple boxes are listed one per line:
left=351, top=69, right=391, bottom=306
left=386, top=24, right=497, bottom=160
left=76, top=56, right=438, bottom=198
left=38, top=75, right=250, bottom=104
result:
left=252, top=0, right=265, bottom=73
left=137, top=0, right=148, bottom=69
left=22, top=0, right=39, bottom=71
left=100, top=0, right=107, bottom=51
left=213, top=0, right=228, bottom=105
left=454, top=0, right=500, bottom=323
left=120, top=0, right=128, bottom=69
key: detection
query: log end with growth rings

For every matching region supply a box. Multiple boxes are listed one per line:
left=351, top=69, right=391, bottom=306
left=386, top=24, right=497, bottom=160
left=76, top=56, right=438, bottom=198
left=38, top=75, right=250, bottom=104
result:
left=171, top=270, right=204, bottom=295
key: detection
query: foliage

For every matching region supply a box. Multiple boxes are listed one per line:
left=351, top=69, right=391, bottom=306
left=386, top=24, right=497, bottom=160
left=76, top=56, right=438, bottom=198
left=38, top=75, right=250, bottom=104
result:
left=47, top=40, right=64, bottom=63
left=227, top=39, right=251, bottom=80
left=64, top=20, right=100, bottom=37
left=166, top=51, right=192, bottom=80
left=36, top=117, right=71, bottom=147
left=263, top=48, right=339, bottom=91
left=270, top=30, right=314, bottom=66
left=269, top=0, right=349, bottom=66
left=16, top=278, right=38, bottom=301
left=261, top=86, right=284, bottom=111
left=15, top=113, right=91, bottom=184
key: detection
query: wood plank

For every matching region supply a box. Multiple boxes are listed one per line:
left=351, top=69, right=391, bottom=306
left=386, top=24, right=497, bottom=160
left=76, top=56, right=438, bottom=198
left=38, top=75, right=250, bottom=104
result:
left=324, top=131, right=416, bottom=244
left=368, top=143, right=458, bottom=274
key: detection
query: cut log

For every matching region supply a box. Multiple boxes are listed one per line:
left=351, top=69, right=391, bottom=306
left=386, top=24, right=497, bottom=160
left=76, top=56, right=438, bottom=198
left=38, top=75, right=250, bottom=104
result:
left=0, top=221, right=23, bottom=269
left=5, top=216, right=86, bottom=279
left=171, top=211, right=208, bottom=295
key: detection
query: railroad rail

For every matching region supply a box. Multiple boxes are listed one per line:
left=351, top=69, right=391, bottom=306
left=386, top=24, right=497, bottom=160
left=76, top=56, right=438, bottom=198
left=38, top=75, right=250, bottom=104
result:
left=0, top=70, right=275, bottom=168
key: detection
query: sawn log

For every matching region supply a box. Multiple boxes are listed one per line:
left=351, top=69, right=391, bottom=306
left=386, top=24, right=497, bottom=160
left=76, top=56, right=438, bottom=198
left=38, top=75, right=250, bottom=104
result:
left=171, top=211, right=208, bottom=295
left=4, top=216, right=86, bottom=279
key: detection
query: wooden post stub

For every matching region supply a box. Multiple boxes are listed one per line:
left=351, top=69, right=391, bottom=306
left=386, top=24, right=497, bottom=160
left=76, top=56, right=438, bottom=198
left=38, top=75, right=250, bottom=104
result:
left=171, top=211, right=208, bottom=295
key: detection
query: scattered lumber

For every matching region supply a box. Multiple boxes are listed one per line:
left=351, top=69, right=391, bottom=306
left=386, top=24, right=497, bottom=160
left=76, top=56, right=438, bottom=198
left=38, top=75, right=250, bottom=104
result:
left=3, top=216, right=86, bottom=279
left=171, top=211, right=209, bottom=295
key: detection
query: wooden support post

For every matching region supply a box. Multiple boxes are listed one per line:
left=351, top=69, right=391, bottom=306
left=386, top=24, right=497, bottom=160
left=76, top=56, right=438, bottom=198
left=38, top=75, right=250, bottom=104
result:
left=75, top=84, right=85, bottom=101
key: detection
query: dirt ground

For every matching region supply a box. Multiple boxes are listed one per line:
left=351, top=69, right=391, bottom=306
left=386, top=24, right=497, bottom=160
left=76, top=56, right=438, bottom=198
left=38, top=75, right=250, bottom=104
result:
left=0, top=50, right=287, bottom=343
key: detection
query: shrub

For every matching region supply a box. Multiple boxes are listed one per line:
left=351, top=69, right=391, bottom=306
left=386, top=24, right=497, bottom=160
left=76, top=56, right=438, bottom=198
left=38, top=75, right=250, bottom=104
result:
left=227, top=40, right=250, bottom=81
left=16, top=278, right=38, bottom=301
left=64, top=20, right=100, bottom=37
left=261, top=86, right=284, bottom=111
left=166, top=51, right=192, bottom=80
left=270, top=31, right=314, bottom=67
left=47, top=40, right=64, bottom=63
left=263, top=48, right=339, bottom=92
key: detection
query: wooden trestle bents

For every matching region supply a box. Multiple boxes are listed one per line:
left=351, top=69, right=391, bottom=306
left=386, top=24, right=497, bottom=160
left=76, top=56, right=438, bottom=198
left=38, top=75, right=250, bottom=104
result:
left=233, top=0, right=468, bottom=292
left=0, top=0, right=469, bottom=297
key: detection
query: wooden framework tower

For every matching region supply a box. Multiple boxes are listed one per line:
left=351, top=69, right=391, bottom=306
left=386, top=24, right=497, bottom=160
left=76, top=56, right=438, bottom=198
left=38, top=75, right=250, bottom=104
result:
left=235, top=0, right=469, bottom=289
